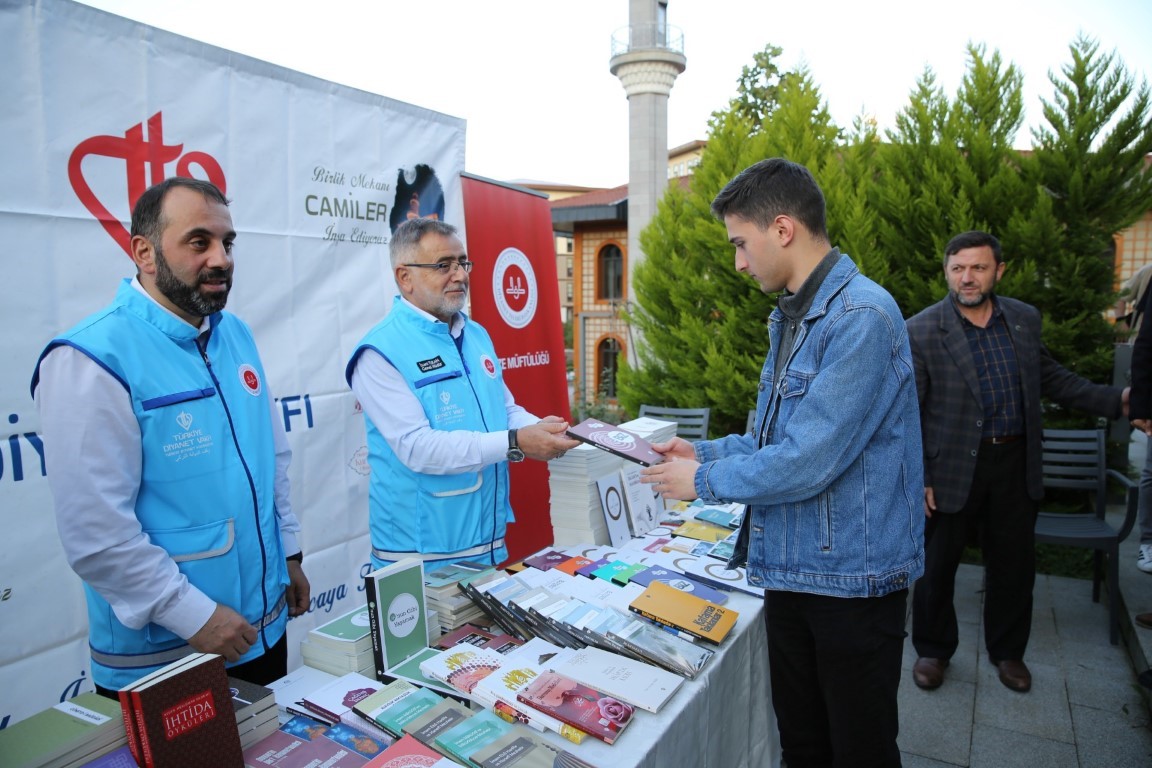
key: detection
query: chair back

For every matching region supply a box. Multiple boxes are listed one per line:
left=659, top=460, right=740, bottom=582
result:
left=637, top=405, right=711, bottom=441
left=1040, top=428, right=1108, bottom=519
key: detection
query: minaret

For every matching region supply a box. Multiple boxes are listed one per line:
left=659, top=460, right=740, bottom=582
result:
left=610, top=0, right=686, bottom=309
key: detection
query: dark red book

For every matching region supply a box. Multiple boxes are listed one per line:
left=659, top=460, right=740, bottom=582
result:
left=565, top=418, right=666, bottom=466
left=127, top=652, right=242, bottom=767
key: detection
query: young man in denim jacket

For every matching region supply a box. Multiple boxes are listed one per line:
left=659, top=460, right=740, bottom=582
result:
left=642, top=158, right=924, bottom=768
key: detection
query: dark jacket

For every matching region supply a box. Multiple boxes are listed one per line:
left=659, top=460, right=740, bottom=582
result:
left=907, top=295, right=1122, bottom=514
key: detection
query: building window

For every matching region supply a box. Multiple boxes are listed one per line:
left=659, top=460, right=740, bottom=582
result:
left=598, top=243, right=623, bottom=301
left=597, top=337, right=621, bottom=398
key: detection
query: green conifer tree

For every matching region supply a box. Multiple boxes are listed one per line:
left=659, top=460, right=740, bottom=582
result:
left=617, top=47, right=844, bottom=436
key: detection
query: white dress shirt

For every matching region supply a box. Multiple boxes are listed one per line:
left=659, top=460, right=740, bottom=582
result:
left=349, top=298, right=539, bottom=474
left=35, top=278, right=301, bottom=640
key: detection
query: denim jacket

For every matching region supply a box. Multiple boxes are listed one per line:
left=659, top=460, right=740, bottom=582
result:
left=695, top=254, right=924, bottom=598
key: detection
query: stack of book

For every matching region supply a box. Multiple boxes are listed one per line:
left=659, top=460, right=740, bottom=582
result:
left=0, top=691, right=127, bottom=768
left=266, top=664, right=339, bottom=724
left=549, top=417, right=676, bottom=546
left=229, top=677, right=280, bottom=750
left=116, top=652, right=243, bottom=768
left=301, top=604, right=376, bottom=676
left=421, top=561, right=490, bottom=633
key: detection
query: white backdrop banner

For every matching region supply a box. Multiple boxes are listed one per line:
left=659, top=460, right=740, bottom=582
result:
left=0, top=0, right=465, bottom=725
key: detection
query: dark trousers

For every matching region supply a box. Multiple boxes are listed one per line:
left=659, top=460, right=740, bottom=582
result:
left=95, top=633, right=288, bottom=700
left=912, top=440, right=1036, bottom=663
left=766, top=588, right=907, bottom=768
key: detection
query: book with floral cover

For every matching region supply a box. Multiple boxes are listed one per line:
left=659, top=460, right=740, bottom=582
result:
left=515, top=671, right=634, bottom=745
left=417, top=643, right=506, bottom=695
left=469, top=639, right=587, bottom=746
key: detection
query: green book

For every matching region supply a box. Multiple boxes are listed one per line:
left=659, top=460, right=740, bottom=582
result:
left=369, top=686, right=444, bottom=737
left=0, top=692, right=125, bottom=768
left=364, top=557, right=430, bottom=677
left=385, top=646, right=461, bottom=699
left=308, top=603, right=373, bottom=651
left=433, top=709, right=514, bottom=767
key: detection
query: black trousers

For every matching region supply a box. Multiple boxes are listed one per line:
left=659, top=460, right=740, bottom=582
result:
left=766, top=587, right=907, bottom=768
left=912, top=440, right=1036, bottom=663
left=95, top=633, right=288, bottom=700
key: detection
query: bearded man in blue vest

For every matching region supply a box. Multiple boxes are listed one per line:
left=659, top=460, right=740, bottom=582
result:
left=33, top=178, right=310, bottom=697
left=347, top=218, right=579, bottom=570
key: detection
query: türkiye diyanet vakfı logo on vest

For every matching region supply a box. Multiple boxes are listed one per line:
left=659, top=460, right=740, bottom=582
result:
left=164, top=412, right=214, bottom=462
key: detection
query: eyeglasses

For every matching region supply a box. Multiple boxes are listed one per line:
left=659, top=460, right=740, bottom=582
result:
left=402, top=260, right=474, bottom=274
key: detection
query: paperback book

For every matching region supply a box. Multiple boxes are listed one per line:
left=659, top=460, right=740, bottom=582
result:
left=515, top=671, right=634, bottom=745
left=628, top=580, right=739, bottom=645
left=469, top=639, right=587, bottom=745
left=417, top=643, right=507, bottom=695
left=399, top=698, right=473, bottom=753
left=354, top=682, right=443, bottom=738
left=432, top=708, right=513, bottom=766
left=627, top=565, right=730, bottom=605
left=606, top=609, right=715, bottom=679
left=243, top=714, right=374, bottom=768
left=363, top=558, right=429, bottom=679
left=361, top=733, right=457, bottom=768
left=123, top=653, right=242, bottom=768
left=547, top=645, right=683, bottom=713
left=0, top=691, right=126, bottom=768
left=565, top=418, right=665, bottom=466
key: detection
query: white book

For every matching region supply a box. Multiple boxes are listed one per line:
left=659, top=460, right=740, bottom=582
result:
left=596, top=471, right=633, bottom=546
left=547, top=645, right=684, bottom=713
left=620, top=463, right=662, bottom=536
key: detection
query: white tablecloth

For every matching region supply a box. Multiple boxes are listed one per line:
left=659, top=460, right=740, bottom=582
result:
left=540, top=589, right=779, bottom=768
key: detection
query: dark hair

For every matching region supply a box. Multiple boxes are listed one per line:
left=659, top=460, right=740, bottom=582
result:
left=710, top=158, right=828, bottom=240
left=130, top=177, right=229, bottom=245
left=389, top=218, right=459, bottom=268
left=944, top=230, right=1002, bottom=266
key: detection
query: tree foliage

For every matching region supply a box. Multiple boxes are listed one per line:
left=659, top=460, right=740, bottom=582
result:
left=618, top=37, right=1152, bottom=435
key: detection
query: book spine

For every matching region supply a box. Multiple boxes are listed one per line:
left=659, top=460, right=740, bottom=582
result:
left=483, top=696, right=586, bottom=744
left=627, top=604, right=708, bottom=644
left=117, top=690, right=142, bottom=766
left=364, top=571, right=386, bottom=680
left=130, top=692, right=155, bottom=768
left=461, top=581, right=525, bottom=641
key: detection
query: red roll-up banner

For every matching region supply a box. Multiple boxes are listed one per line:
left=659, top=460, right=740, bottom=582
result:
left=461, top=174, right=570, bottom=563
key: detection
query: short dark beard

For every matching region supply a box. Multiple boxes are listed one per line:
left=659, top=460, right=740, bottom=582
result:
left=153, top=244, right=231, bottom=317
left=952, top=288, right=991, bottom=308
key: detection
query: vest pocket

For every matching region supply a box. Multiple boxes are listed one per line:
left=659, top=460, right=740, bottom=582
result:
left=415, top=370, right=462, bottom=389
left=143, top=518, right=241, bottom=645
left=141, top=387, right=217, bottom=410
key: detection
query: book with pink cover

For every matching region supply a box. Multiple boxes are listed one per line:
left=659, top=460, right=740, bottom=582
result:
left=515, top=671, right=634, bottom=745
left=565, top=419, right=666, bottom=467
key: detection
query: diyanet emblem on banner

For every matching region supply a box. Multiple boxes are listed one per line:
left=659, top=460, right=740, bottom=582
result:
left=491, top=247, right=538, bottom=329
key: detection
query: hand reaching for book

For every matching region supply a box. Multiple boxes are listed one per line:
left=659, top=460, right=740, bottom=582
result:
left=189, top=604, right=258, bottom=661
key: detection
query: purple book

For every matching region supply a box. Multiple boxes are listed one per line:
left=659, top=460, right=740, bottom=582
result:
left=524, top=549, right=574, bottom=571
left=566, top=418, right=666, bottom=467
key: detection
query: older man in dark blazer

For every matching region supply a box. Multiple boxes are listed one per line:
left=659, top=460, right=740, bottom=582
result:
left=908, top=230, right=1126, bottom=693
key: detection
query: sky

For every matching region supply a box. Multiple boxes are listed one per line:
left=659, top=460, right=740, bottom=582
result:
left=77, top=0, right=1152, bottom=189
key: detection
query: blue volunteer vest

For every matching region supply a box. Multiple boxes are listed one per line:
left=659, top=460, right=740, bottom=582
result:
left=347, top=299, right=512, bottom=568
left=32, top=280, right=288, bottom=689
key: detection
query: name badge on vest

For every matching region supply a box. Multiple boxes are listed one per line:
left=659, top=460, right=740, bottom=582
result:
left=417, top=356, right=445, bottom=373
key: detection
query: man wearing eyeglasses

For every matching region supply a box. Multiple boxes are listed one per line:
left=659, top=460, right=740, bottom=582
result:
left=346, top=218, right=579, bottom=570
